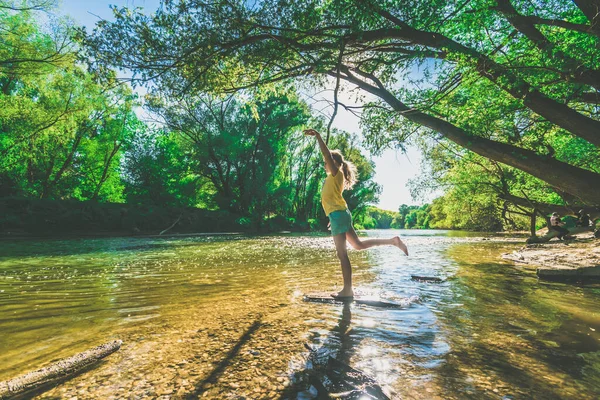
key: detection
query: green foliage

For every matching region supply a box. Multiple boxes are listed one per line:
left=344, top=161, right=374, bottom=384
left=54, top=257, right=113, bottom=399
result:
left=0, top=5, right=137, bottom=203
left=409, top=130, right=599, bottom=231
left=20, top=0, right=600, bottom=235
left=82, top=0, right=600, bottom=207
left=355, top=204, right=432, bottom=230
left=399, top=204, right=431, bottom=229
left=428, top=194, right=504, bottom=232
left=148, top=90, right=380, bottom=230
left=122, top=129, right=206, bottom=207
left=0, top=4, right=382, bottom=234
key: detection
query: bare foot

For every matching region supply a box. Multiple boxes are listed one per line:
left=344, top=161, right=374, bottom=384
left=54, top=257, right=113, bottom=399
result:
left=392, top=236, right=409, bottom=256
left=332, top=289, right=354, bottom=299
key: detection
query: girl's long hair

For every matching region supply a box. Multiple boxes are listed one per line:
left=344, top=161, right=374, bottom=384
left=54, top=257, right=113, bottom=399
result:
left=330, top=150, right=357, bottom=190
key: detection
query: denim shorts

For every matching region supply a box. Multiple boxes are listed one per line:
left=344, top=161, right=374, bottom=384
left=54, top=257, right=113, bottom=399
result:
left=328, top=209, right=352, bottom=236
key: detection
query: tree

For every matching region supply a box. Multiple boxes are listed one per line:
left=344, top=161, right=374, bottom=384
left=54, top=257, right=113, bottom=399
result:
left=0, top=0, right=74, bottom=76
left=0, top=61, right=139, bottom=200
left=146, top=90, right=311, bottom=223
left=357, top=207, right=398, bottom=229
left=411, top=116, right=600, bottom=232
left=122, top=129, right=206, bottom=207
left=147, top=89, right=380, bottom=228
left=0, top=3, right=144, bottom=203
left=83, top=0, right=600, bottom=207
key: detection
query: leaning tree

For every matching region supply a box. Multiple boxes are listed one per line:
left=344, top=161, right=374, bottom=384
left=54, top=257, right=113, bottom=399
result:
left=82, top=0, right=600, bottom=208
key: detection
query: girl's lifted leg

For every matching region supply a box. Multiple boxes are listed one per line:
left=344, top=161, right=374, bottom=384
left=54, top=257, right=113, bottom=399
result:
left=345, top=227, right=408, bottom=256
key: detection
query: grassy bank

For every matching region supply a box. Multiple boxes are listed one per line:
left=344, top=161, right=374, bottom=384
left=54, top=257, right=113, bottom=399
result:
left=0, top=198, right=253, bottom=238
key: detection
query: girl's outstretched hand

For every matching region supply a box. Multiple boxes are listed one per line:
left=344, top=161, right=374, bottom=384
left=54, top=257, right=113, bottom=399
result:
left=303, top=129, right=319, bottom=137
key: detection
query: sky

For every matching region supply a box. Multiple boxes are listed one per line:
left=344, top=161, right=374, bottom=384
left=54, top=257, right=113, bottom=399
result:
left=56, top=0, right=429, bottom=211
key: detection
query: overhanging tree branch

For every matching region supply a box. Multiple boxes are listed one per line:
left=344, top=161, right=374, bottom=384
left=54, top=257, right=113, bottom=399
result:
left=326, top=39, right=345, bottom=145
left=366, top=11, right=600, bottom=146
left=494, top=0, right=600, bottom=90
left=338, top=65, right=600, bottom=205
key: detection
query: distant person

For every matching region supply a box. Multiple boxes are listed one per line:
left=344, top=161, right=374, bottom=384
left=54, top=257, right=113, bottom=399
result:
left=549, top=212, right=570, bottom=240
left=304, top=128, right=408, bottom=299
left=575, top=209, right=591, bottom=228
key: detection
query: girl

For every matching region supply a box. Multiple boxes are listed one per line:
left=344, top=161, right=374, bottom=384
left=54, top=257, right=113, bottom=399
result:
left=304, top=129, right=409, bottom=299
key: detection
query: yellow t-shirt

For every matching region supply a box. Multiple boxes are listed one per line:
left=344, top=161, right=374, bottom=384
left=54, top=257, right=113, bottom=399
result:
left=321, top=171, right=348, bottom=216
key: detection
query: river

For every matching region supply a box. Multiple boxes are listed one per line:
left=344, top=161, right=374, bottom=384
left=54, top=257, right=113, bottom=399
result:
left=1, top=230, right=599, bottom=399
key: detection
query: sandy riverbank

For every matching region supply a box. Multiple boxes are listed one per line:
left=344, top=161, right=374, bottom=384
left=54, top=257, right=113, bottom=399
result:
left=502, top=232, right=600, bottom=281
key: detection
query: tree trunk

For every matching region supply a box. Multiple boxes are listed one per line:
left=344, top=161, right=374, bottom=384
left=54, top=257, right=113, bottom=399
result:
left=41, top=130, right=85, bottom=199
left=573, top=0, right=600, bottom=35
left=496, top=0, right=600, bottom=89
left=39, top=156, right=57, bottom=199
left=370, top=18, right=600, bottom=146
left=499, top=193, right=600, bottom=217
left=495, top=0, right=600, bottom=90
left=341, top=69, right=600, bottom=205
left=91, top=142, right=121, bottom=201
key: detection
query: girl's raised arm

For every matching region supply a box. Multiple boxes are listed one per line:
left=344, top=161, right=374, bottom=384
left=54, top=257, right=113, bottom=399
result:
left=304, top=129, right=338, bottom=175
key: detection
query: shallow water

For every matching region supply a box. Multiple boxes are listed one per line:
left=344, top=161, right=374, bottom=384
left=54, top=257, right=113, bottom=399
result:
left=0, top=230, right=599, bottom=399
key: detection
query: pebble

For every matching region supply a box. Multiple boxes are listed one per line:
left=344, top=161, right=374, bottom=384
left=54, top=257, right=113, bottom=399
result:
left=159, top=387, right=173, bottom=395
left=179, top=370, right=189, bottom=378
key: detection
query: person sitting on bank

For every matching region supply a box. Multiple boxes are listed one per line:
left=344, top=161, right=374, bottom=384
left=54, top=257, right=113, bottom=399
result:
left=575, top=209, right=591, bottom=228
left=549, top=212, right=570, bottom=240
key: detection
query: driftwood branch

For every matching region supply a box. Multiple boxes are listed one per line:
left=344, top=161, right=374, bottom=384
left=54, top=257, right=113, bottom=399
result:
left=160, top=213, right=183, bottom=235
left=0, top=340, right=122, bottom=400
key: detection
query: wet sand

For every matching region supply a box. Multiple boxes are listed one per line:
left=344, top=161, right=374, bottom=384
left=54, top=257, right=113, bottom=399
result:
left=502, top=232, right=600, bottom=280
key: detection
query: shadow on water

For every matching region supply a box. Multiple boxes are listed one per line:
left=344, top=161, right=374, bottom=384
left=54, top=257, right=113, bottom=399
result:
left=334, top=303, right=353, bottom=366
left=435, top=245, right=600, bottom=400
left=188, top=319, right=263, bottom=399
left=281, top=302, right=392, bottom=399
left=3, top=231, right=600, bottom=399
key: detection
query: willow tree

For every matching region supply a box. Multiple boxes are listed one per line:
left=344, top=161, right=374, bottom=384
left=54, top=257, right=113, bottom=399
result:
left=0, top=2, right=139, bottom=201
left=83, top=0, right=600, bottom=207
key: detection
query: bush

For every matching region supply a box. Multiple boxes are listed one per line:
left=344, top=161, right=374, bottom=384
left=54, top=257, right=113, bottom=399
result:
left=0, top=197, right=245, bottom=236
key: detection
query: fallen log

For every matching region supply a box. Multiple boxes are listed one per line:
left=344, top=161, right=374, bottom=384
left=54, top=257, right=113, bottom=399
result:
left=0, top=340, right=122, bottom=400
left=526, top=226, right=593, bottom=244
